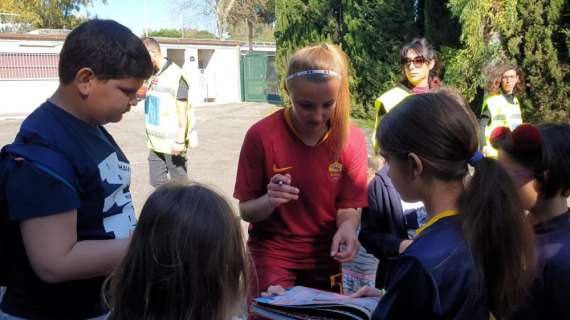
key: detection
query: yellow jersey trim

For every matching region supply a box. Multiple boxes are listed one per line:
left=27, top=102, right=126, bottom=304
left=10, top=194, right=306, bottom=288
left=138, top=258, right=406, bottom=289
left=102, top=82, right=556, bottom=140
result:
left=415, top=209, right=459, bottom=237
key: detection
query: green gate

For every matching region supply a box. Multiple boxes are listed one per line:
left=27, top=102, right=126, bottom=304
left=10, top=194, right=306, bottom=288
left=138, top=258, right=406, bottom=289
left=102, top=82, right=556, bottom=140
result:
left=240, top=53, right=282, bottom=104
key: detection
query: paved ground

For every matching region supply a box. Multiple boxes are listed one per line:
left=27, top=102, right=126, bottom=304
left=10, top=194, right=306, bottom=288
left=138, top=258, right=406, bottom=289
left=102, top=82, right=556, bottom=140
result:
left=0, top=102, right=280, bottom=214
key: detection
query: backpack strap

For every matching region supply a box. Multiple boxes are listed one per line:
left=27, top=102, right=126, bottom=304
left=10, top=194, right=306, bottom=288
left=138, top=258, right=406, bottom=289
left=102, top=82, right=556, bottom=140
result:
left=0, top=143, right=80, bottom=285
left=1, top=143, right=78, bottom=192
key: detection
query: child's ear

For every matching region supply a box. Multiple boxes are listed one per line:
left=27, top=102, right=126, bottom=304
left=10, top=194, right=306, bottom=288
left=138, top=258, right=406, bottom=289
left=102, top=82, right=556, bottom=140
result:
left=407, top=152, right=423, bottom=179
left=75, top=67, right=95, bottom=97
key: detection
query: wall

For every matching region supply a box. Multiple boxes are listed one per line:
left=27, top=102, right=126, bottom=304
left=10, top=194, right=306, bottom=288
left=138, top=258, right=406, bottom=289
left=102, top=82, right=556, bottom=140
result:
left=0, top=80, right=58, bottom=114
left=156, top=44, right=241, bottom=105
left=206, top=46, right=241, bottom=103
left=0, top=39, right=62, bottom=53
left=0, top=36, right=261, bottom=115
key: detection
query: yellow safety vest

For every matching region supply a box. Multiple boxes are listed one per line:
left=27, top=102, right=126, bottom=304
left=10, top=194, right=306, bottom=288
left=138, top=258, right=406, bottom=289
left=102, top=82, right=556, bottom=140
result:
left=481, top=94, right=522, bottom=158
left=144, top=60, right=198, bottom=154
left=372, top=86, right=411, bottom=153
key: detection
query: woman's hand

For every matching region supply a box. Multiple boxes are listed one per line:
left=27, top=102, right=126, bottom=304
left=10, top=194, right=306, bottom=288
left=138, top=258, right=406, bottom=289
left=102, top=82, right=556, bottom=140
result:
left=266, top=173, right=299, bottom=209
left=350, top=285, right=384, bottom=298
left=238, top=174, right=300, bottom=223
left=261, top=285, right=288, bottom=297
left=331, top=218, right=359, bottom=263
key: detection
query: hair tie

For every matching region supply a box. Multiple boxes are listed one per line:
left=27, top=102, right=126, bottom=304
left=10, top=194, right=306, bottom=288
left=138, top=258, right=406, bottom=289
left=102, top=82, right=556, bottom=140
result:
left=468, top=151, right=484, bottom=166
left=286, top=69, right=341, bottom=81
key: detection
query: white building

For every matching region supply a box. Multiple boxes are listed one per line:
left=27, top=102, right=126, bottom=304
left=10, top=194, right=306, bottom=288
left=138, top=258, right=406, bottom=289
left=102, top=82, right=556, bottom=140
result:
left=0, top=32, right=276, bottom=115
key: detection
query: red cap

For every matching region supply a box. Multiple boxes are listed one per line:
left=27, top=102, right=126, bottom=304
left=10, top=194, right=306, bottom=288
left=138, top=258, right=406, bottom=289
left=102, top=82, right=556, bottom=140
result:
left=510, top=124, right=543, bottom=154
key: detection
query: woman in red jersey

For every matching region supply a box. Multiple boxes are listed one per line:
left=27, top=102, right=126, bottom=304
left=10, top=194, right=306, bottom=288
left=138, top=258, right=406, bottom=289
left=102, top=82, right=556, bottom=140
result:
left=234, top=43, right=368, bottom=298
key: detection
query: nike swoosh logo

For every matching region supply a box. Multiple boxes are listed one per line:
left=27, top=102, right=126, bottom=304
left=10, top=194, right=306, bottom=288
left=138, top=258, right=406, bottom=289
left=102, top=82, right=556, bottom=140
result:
left=273, top=164, right=293, bottom=173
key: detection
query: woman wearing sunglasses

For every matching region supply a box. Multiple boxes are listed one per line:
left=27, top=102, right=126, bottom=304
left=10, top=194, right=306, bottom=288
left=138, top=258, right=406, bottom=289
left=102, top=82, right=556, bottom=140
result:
left=360, top=38, right=440, bottom=293
left=371, top=38, right=439, bottom=154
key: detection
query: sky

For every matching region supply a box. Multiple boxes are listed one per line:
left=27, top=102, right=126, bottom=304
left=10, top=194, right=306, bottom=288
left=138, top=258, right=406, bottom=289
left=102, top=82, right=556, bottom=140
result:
left=80, top=0, right=217, bottom=36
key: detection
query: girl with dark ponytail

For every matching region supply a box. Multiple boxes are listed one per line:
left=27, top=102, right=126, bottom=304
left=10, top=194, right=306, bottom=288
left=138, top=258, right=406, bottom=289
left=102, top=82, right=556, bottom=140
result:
left=353, top=92, right=536, bottom=319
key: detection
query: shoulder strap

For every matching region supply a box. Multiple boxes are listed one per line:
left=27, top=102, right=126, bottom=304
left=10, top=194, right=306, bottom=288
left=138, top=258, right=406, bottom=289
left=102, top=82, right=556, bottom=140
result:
left=1, top=143, right=78, bottom=192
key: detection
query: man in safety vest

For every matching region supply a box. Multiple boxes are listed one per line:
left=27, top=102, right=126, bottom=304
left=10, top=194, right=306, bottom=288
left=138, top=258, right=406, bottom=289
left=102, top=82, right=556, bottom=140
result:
left=480, top=64, right=524, bottom=158
left=142, top=37, right=198, bottom=187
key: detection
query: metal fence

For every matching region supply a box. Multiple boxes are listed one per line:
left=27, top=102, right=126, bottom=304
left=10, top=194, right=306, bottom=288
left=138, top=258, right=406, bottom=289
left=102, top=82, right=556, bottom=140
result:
left=240, top=53, right=281, bottom=104
left=0, top=52, right=59, bottom=80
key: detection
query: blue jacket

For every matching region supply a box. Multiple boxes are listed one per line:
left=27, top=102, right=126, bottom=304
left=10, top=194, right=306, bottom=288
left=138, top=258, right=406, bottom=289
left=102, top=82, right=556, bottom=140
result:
left=359, top=166, right=409, bottom=288
left=373, top=216, right=489, bottom=319
left=512, top=210, right=570, bottom=319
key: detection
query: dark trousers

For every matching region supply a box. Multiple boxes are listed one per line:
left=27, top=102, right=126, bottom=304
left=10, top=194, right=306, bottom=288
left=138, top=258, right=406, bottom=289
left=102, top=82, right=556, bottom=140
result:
left=148, top=150, right=189, bottom=188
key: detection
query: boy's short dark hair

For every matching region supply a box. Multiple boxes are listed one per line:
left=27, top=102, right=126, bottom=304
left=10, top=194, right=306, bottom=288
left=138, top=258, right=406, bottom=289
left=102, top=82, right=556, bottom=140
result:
left=539, top=123, right=570, bottom=198
left=59, top=19, right=153, bottom=84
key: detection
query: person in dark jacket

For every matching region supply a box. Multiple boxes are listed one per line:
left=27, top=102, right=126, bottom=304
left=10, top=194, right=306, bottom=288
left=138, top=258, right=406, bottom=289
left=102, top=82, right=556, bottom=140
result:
left=359, top=166, right=422, bottom=289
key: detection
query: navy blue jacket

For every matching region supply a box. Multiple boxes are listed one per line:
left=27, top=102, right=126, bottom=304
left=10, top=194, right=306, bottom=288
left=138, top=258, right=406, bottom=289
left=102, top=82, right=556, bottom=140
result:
left=359, top=166, right=408, bottom=288
left=512, top=210, right=570, bottom=319
left=372, top=216, right=489, bottom=319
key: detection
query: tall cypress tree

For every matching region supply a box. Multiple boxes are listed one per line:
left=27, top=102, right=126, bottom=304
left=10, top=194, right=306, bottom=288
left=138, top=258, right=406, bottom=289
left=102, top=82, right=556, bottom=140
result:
left=508, top=0, right=569, bottom=121
left=342, top=0, right=417, bottom=117
left=422, top=0, right=461, bottom=49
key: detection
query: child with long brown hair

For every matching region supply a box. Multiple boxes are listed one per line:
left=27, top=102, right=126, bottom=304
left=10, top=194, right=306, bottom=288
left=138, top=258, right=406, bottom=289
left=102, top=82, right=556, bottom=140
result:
left=105, top=183, right=249, bottom=320
left=234, top=43, right=368, bottom=297
left=354, top=92, right=536, bottom=319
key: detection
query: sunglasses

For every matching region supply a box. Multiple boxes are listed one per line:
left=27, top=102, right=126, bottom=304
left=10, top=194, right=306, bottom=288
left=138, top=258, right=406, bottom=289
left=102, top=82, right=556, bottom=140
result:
left=401, top=56, right=427, bottom=68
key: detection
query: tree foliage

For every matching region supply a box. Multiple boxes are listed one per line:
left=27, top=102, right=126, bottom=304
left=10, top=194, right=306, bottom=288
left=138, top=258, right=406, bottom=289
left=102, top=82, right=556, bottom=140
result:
left=342, top=0, right=418, bottom=117
left=275, top=0, right=417, bottom=117
left=274, top=0, right=340, bottom=106
left=147, top=28, right=216, bottom=39
left=178, top=0, right=274, bottom=40
left=276, top=0, right=568, bottom=122
left=443, top=0, right=519, bottom=103
left=507, top=0, right=569, bottom=121
left=227, top=21, right=274, bottom=42
left=442, top=0, right=569, bottom=121
left=225, top=0, right=275, bottom=49
left=421, top=0, right=460, bottom=49
left=0, top=0, right=104, bottom=29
